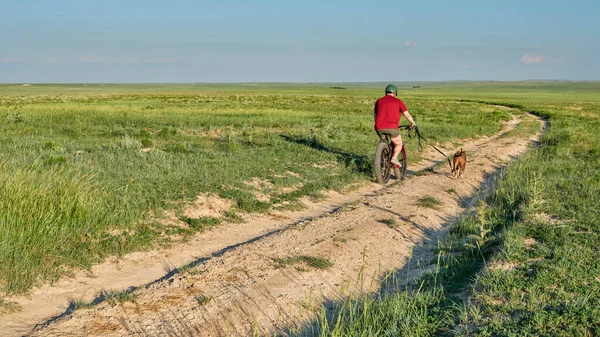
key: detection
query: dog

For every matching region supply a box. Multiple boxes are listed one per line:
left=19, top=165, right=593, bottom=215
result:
left=452, top=148, right=467, bottom=178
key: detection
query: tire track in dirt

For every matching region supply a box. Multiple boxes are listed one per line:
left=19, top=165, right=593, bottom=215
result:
left=7, top=110, right=545, bottom=337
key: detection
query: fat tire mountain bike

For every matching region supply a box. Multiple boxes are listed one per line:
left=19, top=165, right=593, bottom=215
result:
left=374, top=125, right=410, bottom=184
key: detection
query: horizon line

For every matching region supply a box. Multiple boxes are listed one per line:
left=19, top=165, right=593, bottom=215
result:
left=2, top=79, right=600, bottom=85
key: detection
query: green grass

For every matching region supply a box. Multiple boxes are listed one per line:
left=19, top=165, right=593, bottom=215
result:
left=305, top=288, right=448, bottom=337
left=0, top=84, right=511, bottom=295
left=223, top=210, right=244, bottom=223
left=274, top=255, right=334, bottom=270
left=66, top=298, right=95, bottom=314
left=378, top=218, right=397, bottom=226
left=195, top=295, right=212, bottom=306
left=417, top=196, right=443, bottom=209
left=179, top=216, right=222, bottom=231
left=101, top=289, right=138, bottom=306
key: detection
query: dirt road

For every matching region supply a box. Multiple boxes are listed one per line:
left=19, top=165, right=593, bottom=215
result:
left=4, top=112, right=544, bottom=337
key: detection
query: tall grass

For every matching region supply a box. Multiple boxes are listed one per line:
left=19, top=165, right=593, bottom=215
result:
left=309, top=288, right=448, bottom=337
left=0, top=167, right=107, bottom=294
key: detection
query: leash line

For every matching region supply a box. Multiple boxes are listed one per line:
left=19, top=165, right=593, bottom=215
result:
left=402, top=126, right=453, bottom=170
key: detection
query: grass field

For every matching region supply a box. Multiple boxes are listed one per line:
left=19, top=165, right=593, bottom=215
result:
left=299, top=82, right=600, bottom=336
left=2, top=82, right=599, bottom=337
left=0, top=83, right=512, bottom=295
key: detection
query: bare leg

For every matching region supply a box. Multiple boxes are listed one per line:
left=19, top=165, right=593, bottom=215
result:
left=391, top=134, right=403, bottom=160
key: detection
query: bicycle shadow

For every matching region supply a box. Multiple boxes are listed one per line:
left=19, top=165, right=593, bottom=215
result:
left=280, top=135, right=373, bottom=176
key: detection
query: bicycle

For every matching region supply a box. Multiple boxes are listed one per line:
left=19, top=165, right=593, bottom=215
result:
left=374, top=125, right=411, bottom=184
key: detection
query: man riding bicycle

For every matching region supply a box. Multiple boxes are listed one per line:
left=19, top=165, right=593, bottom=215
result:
left=374, top=84, right=417, bottom=167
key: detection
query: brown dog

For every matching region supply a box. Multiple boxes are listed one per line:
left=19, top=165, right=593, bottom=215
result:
left=452, top=148, right=467, bottom=178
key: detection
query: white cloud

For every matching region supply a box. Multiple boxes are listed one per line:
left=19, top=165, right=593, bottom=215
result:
left=80, top=56, right=101, bottom=63
left=460, top=65, right=478, bottom=69
left=521, top=54, right=545, bottom=64
left=403, top=40, right=417, bottom=47
left=521, top=53, right=564, bottom=64
left=43, top=57, right=57, bottom=64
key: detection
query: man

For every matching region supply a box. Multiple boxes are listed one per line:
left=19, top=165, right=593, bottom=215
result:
left=374, top=84, right=417, bottom=167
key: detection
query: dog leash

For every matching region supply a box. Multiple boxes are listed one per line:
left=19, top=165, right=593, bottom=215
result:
left=405, top=126, right=453, bottom=170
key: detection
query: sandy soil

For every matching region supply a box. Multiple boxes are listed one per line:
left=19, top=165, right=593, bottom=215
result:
left=3, top=112, right=545, bottom=337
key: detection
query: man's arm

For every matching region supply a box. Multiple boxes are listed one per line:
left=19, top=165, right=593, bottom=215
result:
left=402, top=110, right=417, bottom=128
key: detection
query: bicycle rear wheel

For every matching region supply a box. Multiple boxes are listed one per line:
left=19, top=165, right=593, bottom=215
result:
left=374, top=142, right=391, bottom=184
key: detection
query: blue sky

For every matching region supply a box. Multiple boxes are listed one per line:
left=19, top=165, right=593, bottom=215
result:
left=1, top=0, right=598, bottom=83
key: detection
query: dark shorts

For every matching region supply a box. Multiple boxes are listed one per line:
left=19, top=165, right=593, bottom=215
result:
left=376, top=128, right=400, bottom=138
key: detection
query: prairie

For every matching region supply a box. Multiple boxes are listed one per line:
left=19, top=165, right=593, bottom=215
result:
left=0, top=83, right=509, bottom=295
left=3, top=82, right=600, bottom=337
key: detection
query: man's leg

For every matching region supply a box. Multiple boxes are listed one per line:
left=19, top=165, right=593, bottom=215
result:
left=391, top=134, right=403, bottom=165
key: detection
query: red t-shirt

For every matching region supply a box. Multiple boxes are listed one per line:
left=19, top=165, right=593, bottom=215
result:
left=374, top=95, right=408, bottom=130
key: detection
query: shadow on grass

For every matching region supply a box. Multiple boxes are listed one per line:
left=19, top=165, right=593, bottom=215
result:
left=280, top=135, right=373, bottom=176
